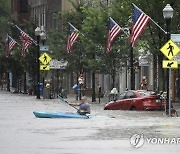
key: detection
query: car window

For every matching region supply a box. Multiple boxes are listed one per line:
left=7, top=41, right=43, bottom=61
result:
left=125, top=91, right=136, bottom=99
left=138, top=91, right=156, bottom=96
left=118, top=92, right=126, bottom=100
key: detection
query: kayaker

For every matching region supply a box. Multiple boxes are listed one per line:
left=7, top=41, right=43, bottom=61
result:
left=69, top=96, right=91, bottom=115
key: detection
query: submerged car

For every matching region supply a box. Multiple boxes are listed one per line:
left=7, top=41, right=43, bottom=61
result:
left=104, top=90, right=165, bottom=111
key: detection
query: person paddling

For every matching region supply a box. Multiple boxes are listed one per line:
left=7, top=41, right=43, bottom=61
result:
left=68, top=96, right=91, bottom=115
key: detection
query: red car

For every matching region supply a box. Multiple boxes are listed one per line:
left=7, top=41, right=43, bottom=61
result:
left=104, top=90, right=165, bottom=111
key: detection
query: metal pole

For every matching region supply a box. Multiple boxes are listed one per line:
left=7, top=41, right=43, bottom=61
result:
left=36, top=35, right=40, bottom=99
left=92, top=71, right=96, bottom=102
left=169, top=68, right=171, bottom=116
left=166, top=18, right=171, bottom=115
left=156, top=55, right=159, bottom=92
left=130, top=45, right=134, bottom=90
left=6, top=59, right=10, bottom=92
left=92, top=53, right=96, bottom=102
left=7, top=72, right=10, bottom=92
left=166, top=69, right=170, bottom=115
left=23, top=72, right=27, bottom=94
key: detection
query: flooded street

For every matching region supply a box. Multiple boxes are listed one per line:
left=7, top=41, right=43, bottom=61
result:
left=0, top=91, right=180, bottom=154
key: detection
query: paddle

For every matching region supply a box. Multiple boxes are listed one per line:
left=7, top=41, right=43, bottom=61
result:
left=59, top=96, right=90, bottom=118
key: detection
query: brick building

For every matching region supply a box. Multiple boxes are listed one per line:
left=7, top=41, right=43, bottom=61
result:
left=11, top=0, right=30, bottom=22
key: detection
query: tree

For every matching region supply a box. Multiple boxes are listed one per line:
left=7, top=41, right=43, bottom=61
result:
left=3, top=19, right=38, bottom=92
left=0, top=0, right=11, bottom=87
left=0, top=0, right=10, bottom=35
left=49, top=0, right=180, bottom=95
left=49, top=0, right=88, bottom=73
left=127, top=0, right=180, bottom=91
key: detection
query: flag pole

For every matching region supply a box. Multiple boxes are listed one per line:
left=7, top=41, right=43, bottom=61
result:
left=15, top=25, right=37, bottom=45
left=132, top=3, right=167, bottom=34
left=7, top=34, right=20, bottom=46
left=122, top=28, right=130, bottom=37
left=110, top=17, right=129, bottom=37
left=68, top=22, right=79, bottom=32
left=149, top=17, right=167, bottom=34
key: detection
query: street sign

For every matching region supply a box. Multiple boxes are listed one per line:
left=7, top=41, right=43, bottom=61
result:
left=173, top=54, right=180, bottom=64
left=40, top=65, right=50, bottom=71
left=39, top=53, right=52, bottom=65
left=162, top=60, right=178, bottom=68
left=138, top=56, right=150, bottom=66
left=171, top=34, right=180, bottom=43
left=171, top=34, right=180, bottom=64
left=49, top=59, right=68, bottom=69
left=160, top=39, right=180, bottom=60
left=40, top=45, right=49, bottom=52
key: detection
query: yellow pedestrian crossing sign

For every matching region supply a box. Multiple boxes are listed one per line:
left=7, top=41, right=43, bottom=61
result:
left=40, top=65, right=50, bottom=70
left=162, top=60, right=178, bottom=69
left=160, top=39, right=180, bottom=60
left=39, top=53, right=52, bottom=65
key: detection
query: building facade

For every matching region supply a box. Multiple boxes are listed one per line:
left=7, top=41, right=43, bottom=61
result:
left=11, top=0, right=30, bottom=22
left=29, top=0, right=74, bottom=30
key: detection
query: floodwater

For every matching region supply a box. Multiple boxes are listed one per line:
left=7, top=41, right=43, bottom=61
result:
left=0, top=91, right=180, bottom=154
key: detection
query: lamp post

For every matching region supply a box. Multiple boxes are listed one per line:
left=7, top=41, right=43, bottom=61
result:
left=35, top=27, right=41, bottom=99
left=130, top=45, right=135, bottom=90
left=40, top=31, right=47, bottom=45
left=40, top=31, right=47, bottom=98
left=124, top=27, right=134, bottom=90
left=163, top=4, right=173, bottom=116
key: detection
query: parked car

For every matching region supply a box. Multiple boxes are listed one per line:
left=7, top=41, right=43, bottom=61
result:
left=104, top=90, right=165, bottom=111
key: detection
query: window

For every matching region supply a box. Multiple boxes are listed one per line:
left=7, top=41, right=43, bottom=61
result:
left=118, top=92, right=126, bottom=100
left=126, top=92, right=136, bottom=99
left=19, top=0, right=29, bottom=13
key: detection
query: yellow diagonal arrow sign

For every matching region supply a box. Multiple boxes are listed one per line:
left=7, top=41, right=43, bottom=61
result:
left=162, top=60, right=178, bottom=69
left=40, top=65, right=50, bottom=70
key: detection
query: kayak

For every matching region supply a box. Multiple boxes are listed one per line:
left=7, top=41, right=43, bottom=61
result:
left=33, top=111, right=90, bottom=119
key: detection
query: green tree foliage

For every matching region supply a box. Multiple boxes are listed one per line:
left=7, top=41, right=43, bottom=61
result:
left=0, top=11, right=37, bottom=88
left=10, top=20, right=38, bottom=87
left=46, top=0, right=180, bottom=89
left=49, top=0, right=89, bottom=74
left=0, top=0, right=10, bottom=79
left=0, top=0, right=10, bottom=35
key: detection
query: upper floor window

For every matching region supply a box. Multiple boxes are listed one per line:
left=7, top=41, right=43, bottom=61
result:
left=19, top=0, right=29, bottom=13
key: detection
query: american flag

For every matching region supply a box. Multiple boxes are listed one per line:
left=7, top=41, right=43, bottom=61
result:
left=66, top=23, right=80, bottom=53
left=130, top=4, right=150, bottom=47
left=106, top=17, right=122, bottom=53
left=15, top=25, right=33, bottom=56
left=6, top=34, right=17, bottom=58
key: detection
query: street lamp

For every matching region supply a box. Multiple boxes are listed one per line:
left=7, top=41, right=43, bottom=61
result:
left=40, top=31, right=47, bottom=45
left=163, top=4, right=173, bottom=40
left=40, top=30, right=47, bottom=97
left=35, top=27, right=41, bottom=99
left=163, top=4, right=173, bottom=116
left=123, top=27, right=135, bottom=90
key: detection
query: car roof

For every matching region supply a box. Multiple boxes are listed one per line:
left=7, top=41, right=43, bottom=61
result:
left=127, top=90, right=157, bottom=96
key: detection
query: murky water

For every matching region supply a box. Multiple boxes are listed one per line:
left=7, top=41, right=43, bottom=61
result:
left=0, top=91, right=180, bottom=154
